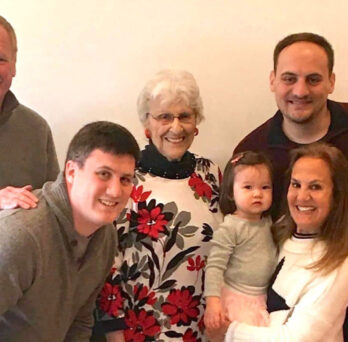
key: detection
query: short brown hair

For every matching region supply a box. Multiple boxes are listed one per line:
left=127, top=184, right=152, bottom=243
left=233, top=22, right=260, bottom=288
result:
left=0, top=16, right=17, bottom=59
left=219, top=151, right=273, bottom=216
left=272, top=142, right=348, bottom=274
left=65, top=121, right=140, bottom=167
left=273, top=32, right=334, bottom=75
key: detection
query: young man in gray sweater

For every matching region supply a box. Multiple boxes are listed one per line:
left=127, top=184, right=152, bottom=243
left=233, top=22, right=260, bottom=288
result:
left=0, top=121, right=139, bottom=342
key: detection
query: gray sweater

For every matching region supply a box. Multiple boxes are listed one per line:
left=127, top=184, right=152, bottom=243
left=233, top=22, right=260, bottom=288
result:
left=0, top=91, right=59, bottom=189
left=205, top=214, right=277, bottom=297
left=0, top=173, right=117, bottom=341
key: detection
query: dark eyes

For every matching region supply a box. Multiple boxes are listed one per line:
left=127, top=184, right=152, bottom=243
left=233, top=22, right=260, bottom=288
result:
left=290, top=181, right=322, bottom=190
left=281, top=75, right=322, bottom=85
left=121, top=177, right=132, bottom=185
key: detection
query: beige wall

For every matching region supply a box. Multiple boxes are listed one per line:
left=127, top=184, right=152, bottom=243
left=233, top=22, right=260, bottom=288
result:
left=3, top=0, right=348, bottom=169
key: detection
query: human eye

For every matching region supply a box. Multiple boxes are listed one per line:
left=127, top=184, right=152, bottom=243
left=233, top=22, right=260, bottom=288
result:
left=309, top=183, right=322, bottom=190
left=262, top=184, right=272, bottom=190
left=96, top=170, right=111, bottom=180
left=121, top=176, right=133, bottom=186
left=307, top=75, right=322, bottom=86
left=243, top=185, right=252, bottom=190
left=158, top=113, right=173, bottom=124
left=281, top=74, right=297, bottom=84
left=179, top=112, right=193, bottom=122
left=290, top=180, right=300, bottom=188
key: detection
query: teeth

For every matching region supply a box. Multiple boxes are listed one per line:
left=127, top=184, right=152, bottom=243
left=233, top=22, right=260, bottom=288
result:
left=99, top=199, right=117, bottom=207
left=166, top=137, right=184, bottom=143
left=297, top=206, right=315, bottom=212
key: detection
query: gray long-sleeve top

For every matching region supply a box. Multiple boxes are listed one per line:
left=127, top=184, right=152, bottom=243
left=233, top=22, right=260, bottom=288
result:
left=205, top=214, right=277, bottom=297
left=0, top=173, right=117, bottom=341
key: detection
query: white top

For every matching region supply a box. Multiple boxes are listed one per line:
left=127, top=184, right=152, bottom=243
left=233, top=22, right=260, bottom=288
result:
left=226, top=236, right=348, bottom=342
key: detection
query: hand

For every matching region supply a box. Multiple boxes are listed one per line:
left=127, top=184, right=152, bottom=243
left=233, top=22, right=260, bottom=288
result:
left=204, top=296, right=225, bottom=330
left=206, top=319, right=230, bottom=342
left=0, top=185, right=38, bottom=210
left=106, top=330, right=125, bottom=342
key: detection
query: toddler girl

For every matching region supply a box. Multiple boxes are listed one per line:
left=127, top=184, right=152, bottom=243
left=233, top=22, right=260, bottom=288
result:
left=204, top=151, right=277, bottom=336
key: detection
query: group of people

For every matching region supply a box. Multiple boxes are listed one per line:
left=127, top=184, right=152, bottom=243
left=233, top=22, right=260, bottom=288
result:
left=0, top=14, right=347, bottom=342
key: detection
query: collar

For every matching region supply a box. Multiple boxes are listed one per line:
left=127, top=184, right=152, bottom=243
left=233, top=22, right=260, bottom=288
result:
left=0, top=90, right=19, bottom=125
left=268, top=100, right=348, bottom=148
left=138, top=143, right=196, bottom=179
left=293, top=231, right=318, bottom=239
left=42, top=172, right=91, bottom=247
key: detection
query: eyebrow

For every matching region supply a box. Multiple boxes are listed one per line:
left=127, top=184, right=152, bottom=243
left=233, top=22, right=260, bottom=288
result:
left=97, top=166, right=134, bottom=178
left=291, top=177, right=323, bottom=183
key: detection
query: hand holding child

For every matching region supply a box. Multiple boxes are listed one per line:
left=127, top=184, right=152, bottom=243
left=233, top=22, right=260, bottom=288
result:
left=204, top=296, right=228, bottom=330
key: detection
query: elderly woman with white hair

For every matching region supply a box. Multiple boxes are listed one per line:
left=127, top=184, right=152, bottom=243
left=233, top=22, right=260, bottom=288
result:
left=94, top=70, right=221, bottom=341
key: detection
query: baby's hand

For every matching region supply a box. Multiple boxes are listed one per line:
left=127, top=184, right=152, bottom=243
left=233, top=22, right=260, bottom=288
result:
left=204, top=296, right=224, bottom=330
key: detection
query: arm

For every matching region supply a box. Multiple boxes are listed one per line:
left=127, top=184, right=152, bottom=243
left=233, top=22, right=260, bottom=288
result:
left=45, top=127, right=60, bottom=182
left=224, top=258, right=348, bottom=342
left=205, top=220, right=237, bottom=297
left=204, top=221, right=237, bottom=330
left=64, top=284, right=104, bottom=342
left=0, top=185, right=38, bottom=209
left=0, top=224, right=37, bottom=314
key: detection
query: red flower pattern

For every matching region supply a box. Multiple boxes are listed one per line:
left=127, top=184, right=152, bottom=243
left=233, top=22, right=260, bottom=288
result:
left=137, top=206, right=168, bottom=238
left=134, top=285, right=157, bottom=305
left=162, top=286, right=200, bottom=326
left=124, top=309, right=161, bottom=342
left=183, top=328, right=201, bottom=342
left=187, top=255, right=205, bottom=272
left=98, top=283, right=123, bottom=317
left=131, top=185, right=151, bottom=203
left=189, top=173, right=212, bottom=199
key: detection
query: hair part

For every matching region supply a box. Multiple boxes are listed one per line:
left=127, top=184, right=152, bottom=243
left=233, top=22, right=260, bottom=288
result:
left=272, top=142, right=348, bottom=274
left=273, top=32, right=334, bottom=75
left=137, top=69, right=204, bottom=126
left=65, top=121, right=140, bottom=168
left=219, top=151, right=273, bottom=216
left=0, top=15, right=17, bottom=60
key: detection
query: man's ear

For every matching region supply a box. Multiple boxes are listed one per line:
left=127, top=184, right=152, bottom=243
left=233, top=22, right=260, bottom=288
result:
left=328, top=72, right=335, bottom=94
left=65, top=160, right=78, bottom=185
left=269, top=70, right=276, bottom=92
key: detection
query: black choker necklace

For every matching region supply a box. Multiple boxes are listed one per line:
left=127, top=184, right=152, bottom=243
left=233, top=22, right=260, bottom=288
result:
left=137, top=144, right=196, bottom=179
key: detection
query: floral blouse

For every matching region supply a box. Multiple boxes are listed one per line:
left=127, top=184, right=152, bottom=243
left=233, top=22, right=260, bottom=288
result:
left=95, top=146, right=221, bottom=341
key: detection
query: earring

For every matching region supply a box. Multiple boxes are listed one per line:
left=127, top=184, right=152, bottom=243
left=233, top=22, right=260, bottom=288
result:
left=194, top=128, right=199, bottom=136
left=145, top=129, right=151, bottom=139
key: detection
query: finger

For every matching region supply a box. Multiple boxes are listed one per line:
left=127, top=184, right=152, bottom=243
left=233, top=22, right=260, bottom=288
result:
left=22, top=185, right=33, bottom=191
left=16, top=189, right=39, bottom=203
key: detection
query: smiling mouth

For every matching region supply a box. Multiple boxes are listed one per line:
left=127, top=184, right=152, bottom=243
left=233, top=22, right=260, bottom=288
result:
left=99, top=199, right=118, bottom=207
left=296, top=206, right=315, bottom=212
left=165, top=137, right=185, bottom=143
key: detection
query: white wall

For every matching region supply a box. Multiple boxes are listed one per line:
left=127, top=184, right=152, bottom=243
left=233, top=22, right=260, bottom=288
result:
left=2, top=0, right=348, bottom=169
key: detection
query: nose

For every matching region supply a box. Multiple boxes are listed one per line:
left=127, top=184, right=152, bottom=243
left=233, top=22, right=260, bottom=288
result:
left=297, top=187, right=311, bottom=201
left=106, top=177, right=122, bottom=198
left=292, top=78, right=310, bottom=98
left=169, top=117, right=184, bottom=133
left=253, top=188, right=262, bottom=197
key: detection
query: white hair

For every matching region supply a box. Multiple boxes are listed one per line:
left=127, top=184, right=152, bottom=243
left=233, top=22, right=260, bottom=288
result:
left=137, top=69, right=204, bottom=126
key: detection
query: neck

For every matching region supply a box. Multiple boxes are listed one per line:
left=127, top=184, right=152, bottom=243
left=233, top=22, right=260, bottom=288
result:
left=71, top=212, right=97, bottom=237
left=282, top=107, right=331, bottom=144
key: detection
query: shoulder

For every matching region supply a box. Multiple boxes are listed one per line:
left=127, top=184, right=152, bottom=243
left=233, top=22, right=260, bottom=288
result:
left=0, top=191, right=51, bottom=237
left=216, top=214, right=247, bottom=236
left=12, top=104, right=51, bottom=132
left=0, top=209, right=40, bottom=263
left=234, top=114, right=277, bottom=153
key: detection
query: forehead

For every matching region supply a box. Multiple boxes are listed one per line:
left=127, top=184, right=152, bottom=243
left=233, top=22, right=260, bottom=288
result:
left=292, top=157, right=332, bottom=181
left=234, top=164, right=271, bottom=181
left=276, top=42, right=329, bottom=75
left=0, top=25, right=13, bottom=54
left=84, top=149, right=135, bottom=172
left=149, top=96, right=192, bottom=113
